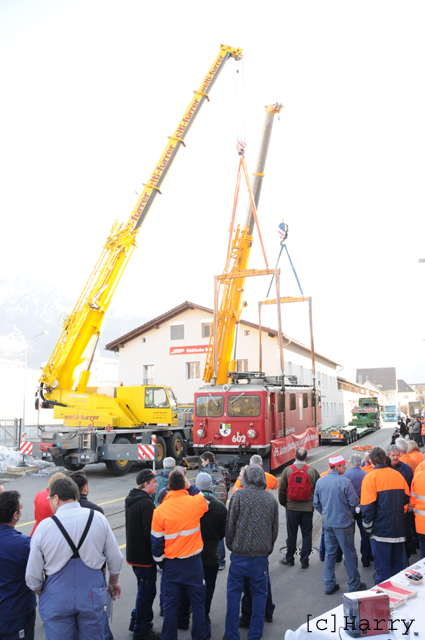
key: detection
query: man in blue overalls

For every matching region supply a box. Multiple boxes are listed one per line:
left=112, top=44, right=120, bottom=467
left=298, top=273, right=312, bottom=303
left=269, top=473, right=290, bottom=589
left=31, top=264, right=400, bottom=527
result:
left=25, top=476, right=123, bottom=640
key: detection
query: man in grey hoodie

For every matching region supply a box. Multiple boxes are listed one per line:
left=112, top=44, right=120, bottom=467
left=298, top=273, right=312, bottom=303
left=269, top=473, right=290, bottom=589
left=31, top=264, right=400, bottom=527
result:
left=224, top=464, right=278, bottom=640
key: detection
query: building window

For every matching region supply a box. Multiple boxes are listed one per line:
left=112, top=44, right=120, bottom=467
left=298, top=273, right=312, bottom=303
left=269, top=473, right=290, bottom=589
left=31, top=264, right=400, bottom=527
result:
left=202, top=322, right=212, bottom=338
left=244, top=329, right=251, bottom=336
left=289, top=393, right=296, bottom=411
left=144, top=365, right=154, bottom=384
left=170, top=324, right=184, bottom=340
left=187, top=362, right=200, bottom=380
left=237, top=359, right=248, bottom=372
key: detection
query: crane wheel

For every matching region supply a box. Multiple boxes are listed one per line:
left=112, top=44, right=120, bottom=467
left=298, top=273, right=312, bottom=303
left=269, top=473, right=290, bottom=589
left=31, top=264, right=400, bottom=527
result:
left=105, top=437, right=133, bottom=476
left=167, top=431, right=184, bottom=463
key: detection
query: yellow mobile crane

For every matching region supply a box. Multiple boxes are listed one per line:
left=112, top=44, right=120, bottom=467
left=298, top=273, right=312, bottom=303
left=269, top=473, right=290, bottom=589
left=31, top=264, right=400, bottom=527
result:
left=36, top=45, right=242, bottom=474
left=203, top=103, right=282, bottom=386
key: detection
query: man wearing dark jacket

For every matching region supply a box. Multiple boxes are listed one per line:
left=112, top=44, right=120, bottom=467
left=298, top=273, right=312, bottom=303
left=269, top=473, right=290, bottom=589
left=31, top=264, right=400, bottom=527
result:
left=125, top=469, right=161, bottom=640
left=195, top=472, right=227, bottom=622
left=278, top=447, right=319, bottom=568
left=361, top=447, right=410, bottom=584
left=177, top=472, right=227, bottom=629
left=69, top=471, right=105, bottom=513
left=224, top=464, right=278, bottom=640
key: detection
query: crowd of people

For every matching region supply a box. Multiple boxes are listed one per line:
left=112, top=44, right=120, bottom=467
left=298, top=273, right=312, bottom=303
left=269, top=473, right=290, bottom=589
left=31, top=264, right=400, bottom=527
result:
left=1, top=429, right=425, bottom=640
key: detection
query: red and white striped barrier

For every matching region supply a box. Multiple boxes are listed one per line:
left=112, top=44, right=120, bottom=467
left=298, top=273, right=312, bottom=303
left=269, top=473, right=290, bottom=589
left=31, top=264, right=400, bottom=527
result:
left=138, top=445, right=155, bottom=460
left=20, top=433, right=33, bottom=456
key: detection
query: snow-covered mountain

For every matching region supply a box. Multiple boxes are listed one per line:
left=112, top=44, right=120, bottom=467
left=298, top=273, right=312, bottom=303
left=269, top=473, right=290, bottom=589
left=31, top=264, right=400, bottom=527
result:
left=0, top=275, right=146, bottom=368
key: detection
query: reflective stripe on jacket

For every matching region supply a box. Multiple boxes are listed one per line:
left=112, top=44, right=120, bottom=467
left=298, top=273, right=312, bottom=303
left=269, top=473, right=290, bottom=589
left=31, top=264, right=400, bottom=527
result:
left=360, top=465, right=410, bottom=543
left=151, top=490, right=208, bottom=562
left=410, top=470, right=425, bottom=534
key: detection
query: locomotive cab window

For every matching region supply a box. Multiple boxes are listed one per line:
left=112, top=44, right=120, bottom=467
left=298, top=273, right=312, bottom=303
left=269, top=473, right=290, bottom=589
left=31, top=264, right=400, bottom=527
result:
left=303, top=393, right=308, bottom=409
left=228, top=394, right=261, bottom=417
left=289, top=393, right=296, bottom=411
left=277, top=394, right=284, bottom=413
left=195, top=395, right=224, bottom=417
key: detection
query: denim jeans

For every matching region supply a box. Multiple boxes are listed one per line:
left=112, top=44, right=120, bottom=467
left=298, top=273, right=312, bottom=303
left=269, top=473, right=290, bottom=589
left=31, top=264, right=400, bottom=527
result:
left=353, top=512, right=373, bottom=565
left=225, top=554, right=268, bottom=640
left=320, top=525, right=342, bottom=561
left=286, top=510, right=313, bottom=566
left=178, top=563, right=219, bottom=624
left=132, top=565, right=157, bottom=636
left=419, top=533, right=425, bottom=560
left=370, top=539, right=406, bottom=584
left=161, top=555, right=210, bottom=640
left=323, top=525, right=361, bottom=592
left=240, top=571, right=275, bottom=623
left=219, top=538, right=226, bottom=567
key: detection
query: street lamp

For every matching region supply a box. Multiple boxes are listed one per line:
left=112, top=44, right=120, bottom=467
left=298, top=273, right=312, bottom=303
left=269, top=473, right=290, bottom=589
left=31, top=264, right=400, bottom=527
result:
left=22, top=331, right=48, bottom=440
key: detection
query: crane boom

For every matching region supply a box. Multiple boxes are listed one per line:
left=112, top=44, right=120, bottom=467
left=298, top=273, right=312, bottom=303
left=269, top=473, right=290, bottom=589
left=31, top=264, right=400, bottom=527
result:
left=203, top=103, right=282, bottom=385
left=39, top=45, right=242, bottom=400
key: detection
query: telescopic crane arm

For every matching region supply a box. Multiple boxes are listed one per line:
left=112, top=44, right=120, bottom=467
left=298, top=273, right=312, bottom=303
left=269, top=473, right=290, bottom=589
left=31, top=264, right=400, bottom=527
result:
left=39, top=45, right=243, bottom=404
left=203, top=103, right=282, bottom=386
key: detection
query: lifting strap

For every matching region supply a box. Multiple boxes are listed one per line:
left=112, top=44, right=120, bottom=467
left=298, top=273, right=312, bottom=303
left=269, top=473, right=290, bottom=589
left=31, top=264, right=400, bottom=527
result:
left=51, top=509, right=94, bottom=559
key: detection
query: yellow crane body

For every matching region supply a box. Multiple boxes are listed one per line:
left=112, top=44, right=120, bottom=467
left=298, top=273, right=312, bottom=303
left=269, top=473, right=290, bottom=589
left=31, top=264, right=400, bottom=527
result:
left=203, top=103, right=282, bottom=386
left=37, top=45, right=242, bottom=430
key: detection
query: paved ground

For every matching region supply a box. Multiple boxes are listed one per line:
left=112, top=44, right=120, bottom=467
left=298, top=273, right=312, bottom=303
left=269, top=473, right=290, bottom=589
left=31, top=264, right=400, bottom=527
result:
left=2, top=425, right=398, bottom=639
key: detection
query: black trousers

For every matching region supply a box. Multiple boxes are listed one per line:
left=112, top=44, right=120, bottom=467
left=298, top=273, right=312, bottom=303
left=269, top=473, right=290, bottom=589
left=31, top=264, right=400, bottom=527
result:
left=286, top=509, right=313, bottom=566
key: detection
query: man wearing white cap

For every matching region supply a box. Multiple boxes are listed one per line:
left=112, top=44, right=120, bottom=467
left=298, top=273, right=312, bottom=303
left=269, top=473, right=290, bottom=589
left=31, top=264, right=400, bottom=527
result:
left=313, top=455, right=366, bottom=595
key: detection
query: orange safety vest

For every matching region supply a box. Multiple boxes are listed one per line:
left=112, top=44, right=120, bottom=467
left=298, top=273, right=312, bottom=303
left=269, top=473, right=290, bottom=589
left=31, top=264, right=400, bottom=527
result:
left=421, top=420, right=425, bottom=436
left=151, top=489, right=208, bottom=560
left=400, top=453, right=418, bottom=472
left=232, top=470, right=278, bottom=493
left=415, top=460, right=425, bottom=476
left=409, top=450, right=424, bottom=466
left=411, top=470, right=425, bottom=534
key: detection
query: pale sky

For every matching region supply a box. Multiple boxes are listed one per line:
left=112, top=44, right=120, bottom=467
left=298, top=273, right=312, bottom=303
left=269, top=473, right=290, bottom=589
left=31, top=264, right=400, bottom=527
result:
left=1, top=0, right=425, bottom=383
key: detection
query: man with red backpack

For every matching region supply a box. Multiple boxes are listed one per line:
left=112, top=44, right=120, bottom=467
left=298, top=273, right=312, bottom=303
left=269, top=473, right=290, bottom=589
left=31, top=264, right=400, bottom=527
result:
left=278, top=447, right=319, bottom=569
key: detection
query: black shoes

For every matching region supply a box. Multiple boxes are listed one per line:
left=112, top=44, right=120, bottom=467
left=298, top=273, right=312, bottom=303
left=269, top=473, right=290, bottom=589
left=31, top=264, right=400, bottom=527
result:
left=265, top=616, right=273, bottom=623
left=357, top=583, right=368, bottom=591
left=325, top=584, right=340, bottom=595
left=301, top=562, right=309, bottom=569
left=239, top=619, right=250, bottom=628
left=279, top=558, right=294, bottom=566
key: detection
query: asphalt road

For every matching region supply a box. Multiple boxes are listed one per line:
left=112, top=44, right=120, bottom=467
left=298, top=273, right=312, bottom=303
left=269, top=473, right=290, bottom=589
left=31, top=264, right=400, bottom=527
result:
left=3, top=424, right=397, bottom=640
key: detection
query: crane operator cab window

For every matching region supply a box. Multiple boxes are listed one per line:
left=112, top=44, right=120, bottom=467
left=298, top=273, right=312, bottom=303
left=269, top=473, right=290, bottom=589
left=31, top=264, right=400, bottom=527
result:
left=145, top=387, right=170, bottom=408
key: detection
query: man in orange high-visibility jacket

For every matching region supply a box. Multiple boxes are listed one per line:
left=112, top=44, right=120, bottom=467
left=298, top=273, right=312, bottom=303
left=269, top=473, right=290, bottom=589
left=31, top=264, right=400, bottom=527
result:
left=360, top=447, right=410, bottom=585
left=232, top=454, right=278, bottom=494
left=151, top=470, right=210, bottom=640
left=411, top=470, right=425, bottom=559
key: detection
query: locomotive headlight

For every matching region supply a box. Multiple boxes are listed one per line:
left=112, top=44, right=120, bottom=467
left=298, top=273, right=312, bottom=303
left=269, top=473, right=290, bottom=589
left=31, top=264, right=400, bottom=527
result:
left=197, top=429, right=205, bottom=438
left=247, top=429, right=257, bottom=439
